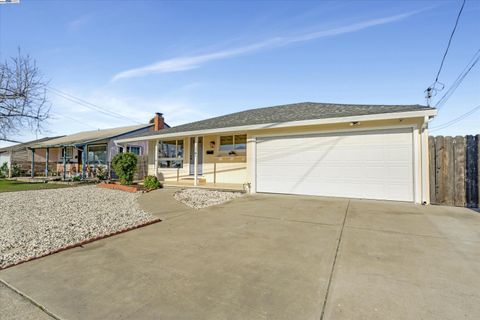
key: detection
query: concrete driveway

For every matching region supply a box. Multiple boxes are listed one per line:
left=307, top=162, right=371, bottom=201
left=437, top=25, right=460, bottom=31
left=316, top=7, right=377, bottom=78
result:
left=1, top=188, right=480, bottom=320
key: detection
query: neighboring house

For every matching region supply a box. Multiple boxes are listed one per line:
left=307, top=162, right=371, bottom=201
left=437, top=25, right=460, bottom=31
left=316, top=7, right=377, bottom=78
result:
left=115, top=102, right=437, bottom=204
left=27, top=116, right=166, bottom=178
left=0, top=136, right=65, bottom=176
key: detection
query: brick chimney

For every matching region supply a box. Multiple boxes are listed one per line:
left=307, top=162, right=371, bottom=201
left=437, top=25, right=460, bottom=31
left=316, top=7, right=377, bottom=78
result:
left=153, top=112, right=164, bottom=131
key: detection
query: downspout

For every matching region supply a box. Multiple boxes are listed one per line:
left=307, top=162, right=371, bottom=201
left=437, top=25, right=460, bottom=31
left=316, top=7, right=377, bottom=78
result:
left=154, top=140, right=159, bottom=178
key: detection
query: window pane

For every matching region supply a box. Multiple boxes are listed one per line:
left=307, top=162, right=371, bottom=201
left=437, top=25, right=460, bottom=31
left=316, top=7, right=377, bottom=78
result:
left=219, top=136, right=234, bottom=152
left=234, top=135, right=246, bottom=150
left=160, top=140, right=176, bottom=158
left=128, top=146, right=141, bottom=155
left=159, top=160, right=183, bottom=168
left=88, top=145, right=107, bottom=165
left=177, top=140, right=184, bottom=158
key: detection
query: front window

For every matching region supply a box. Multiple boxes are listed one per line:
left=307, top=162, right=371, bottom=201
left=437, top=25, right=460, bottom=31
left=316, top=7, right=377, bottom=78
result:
left=127, top=146, right=142, bottom=155
left=219, top=134, right=246, bottom=155
left=87, top=145, right=107, bottom=165
left=158, top=140, right=183, bottom=168
left=62, top=147, right=73, bottom=160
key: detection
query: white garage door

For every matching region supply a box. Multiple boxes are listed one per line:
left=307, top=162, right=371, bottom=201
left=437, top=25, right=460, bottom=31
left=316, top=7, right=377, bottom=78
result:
left=255, top=128, right=414, bottom=202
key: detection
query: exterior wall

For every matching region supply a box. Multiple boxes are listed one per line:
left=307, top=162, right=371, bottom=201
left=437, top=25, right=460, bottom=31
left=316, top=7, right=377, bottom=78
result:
left=146, top=116, right=430, bottom=203
left=107, top=126, right=153, bottom=162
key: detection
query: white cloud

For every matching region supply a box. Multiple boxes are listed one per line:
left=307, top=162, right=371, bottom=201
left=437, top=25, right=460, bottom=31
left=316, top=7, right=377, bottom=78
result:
left=68, top=13, right=94, bottom=31
left=112, top=9, right=423, bottom=81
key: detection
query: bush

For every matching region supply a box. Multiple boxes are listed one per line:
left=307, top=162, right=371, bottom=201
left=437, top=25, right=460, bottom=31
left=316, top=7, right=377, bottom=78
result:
left=0, top=162, right=7, bottom=178
left=144, top=175, right=161, bottom=190
left=96, top=166, right=107, bottom=180
left=11, top=162, right=20, bottom=177
left=73, top=175, right=81, bottom=182
left=111, top=152, right=137, bottom=185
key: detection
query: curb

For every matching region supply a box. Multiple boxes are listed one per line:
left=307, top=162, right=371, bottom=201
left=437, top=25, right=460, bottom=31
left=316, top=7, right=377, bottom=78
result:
left=1, top=218, right=162, bottom=270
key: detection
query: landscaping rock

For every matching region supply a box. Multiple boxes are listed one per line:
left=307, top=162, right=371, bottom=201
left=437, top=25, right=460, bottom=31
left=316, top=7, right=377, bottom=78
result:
left=0, top=186, right=155, bottom=269
left=173, top=188, right=243, bottom=209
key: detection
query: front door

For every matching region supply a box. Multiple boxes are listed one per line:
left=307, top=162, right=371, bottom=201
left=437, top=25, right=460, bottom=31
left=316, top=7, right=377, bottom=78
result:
left=189, top=137, right=203, bottom=175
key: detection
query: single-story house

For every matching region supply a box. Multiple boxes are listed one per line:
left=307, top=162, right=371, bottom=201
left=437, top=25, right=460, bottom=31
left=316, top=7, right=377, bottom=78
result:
left=26, top=115, right=167, bottom=179
left=0, top=136, right=65, bottom=177
left=116, top=102, right=437, bottom=204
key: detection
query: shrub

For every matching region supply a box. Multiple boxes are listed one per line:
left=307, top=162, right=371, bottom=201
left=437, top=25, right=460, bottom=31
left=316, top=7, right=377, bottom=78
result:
left=144, top=175, right=161, bottom=190
left=11, top=162, right=20, bottom=177
left=96, top=166, right=107, bottom=180
left=0, top=162, right=7, bottom=178
left=111, top=152, right=137, bottom=185
left=73, top=175, right=81, bottom=182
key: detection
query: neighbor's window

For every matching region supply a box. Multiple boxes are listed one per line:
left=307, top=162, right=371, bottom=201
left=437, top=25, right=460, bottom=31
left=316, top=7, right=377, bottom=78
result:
left=219, top=134, right=246, bottom=155
left=158, top=140, right=183, bottom=168
left=127, top=146, right=142, bottom=156
left=87, top=145, right=107, bottom=165
left=61, top=147, right=73, bottom=160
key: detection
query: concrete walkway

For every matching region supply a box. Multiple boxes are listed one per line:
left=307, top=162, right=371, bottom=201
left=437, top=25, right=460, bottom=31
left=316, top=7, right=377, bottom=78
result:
left=1, top=189, right=479, bottom=319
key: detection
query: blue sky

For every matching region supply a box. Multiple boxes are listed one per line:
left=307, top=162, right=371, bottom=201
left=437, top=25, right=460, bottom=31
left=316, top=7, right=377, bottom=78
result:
left=0, top=0, right=478, bottom=147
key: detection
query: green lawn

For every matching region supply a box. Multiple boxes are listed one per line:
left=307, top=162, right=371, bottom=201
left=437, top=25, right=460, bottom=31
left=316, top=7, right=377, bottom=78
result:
left=0, top=179, right=73, bottom=192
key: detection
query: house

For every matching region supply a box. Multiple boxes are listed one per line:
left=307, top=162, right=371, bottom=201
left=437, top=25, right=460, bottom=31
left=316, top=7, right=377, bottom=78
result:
left=26, top=116, right=166, bottom=179
left=116, top=102, right=437, bottom=204
left=0, top=136, right=65, bottom=177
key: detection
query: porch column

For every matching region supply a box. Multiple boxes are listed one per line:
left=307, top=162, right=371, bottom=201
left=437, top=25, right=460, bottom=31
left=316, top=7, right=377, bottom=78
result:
left=62, top=147, right=67, bottom=180
left=7, top=149, right=12, bottom=178
left=154, top=140, right=159, bottom=178
left=45, top=148, right=49, bottom=177
left=194, top=136, right=198, bottom=186
left=123, top=145, right=127, bottom=153
left=82, top=145, right=87, bottom=179
left=31, top=149, right=35, bottom=178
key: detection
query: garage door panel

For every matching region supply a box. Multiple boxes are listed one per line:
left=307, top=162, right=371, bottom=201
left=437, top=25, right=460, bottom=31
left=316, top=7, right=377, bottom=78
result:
left=256, top=129, right=414, bottom=202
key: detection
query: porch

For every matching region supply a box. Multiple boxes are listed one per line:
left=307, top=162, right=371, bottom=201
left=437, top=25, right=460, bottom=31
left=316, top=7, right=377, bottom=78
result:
left=162, top=179, right=247, bottom=192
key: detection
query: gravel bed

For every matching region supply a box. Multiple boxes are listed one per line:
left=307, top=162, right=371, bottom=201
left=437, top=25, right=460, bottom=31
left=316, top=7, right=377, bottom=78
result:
left=173, top=188, right=243, bottom=209
left=0, top=185, right=156, bottom=269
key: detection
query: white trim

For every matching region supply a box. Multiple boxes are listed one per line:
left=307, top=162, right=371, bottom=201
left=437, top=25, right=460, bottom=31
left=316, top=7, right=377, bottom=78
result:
left=115, top=110, right=437, bottom=143
left=248, top=137, right=257, bottom=194
left=421, top=116, right=430, bottom=204
left=154, top=139, right=159, bottom=178
left=194, top=136, right=198, bottom=186
left=252, top=125, right=419, bottom=203
left=412, top=125, right=420, bottom=204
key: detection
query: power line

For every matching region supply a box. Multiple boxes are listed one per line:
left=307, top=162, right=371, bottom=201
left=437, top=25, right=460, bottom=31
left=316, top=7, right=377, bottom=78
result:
left=425, top=0, right=466, bottom=105
left=47, top=86, right=142, bottom=124
left=430, top=104, right=480, bottom=132
left=51, top=112, right=98, bottom=130
left=435, top=48, right=480, bottom=109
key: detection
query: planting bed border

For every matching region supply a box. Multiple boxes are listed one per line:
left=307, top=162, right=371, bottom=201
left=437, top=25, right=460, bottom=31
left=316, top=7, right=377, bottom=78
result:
left=1, top=218, right=161, bottom=270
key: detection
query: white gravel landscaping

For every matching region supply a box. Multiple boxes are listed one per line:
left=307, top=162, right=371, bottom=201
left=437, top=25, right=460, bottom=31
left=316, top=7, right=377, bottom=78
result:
left=0, top=185, right=156, bottom=269
left=173, top=188, right=243, bottom=209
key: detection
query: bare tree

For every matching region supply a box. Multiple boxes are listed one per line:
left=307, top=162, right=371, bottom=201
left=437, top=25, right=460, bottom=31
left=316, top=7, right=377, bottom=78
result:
left=0, top=51, right=50, bottom=141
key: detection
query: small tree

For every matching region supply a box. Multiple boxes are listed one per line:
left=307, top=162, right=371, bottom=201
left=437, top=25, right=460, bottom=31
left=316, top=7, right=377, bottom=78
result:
left=0, top=50, right=50, bottom=141
left=111, top=152, right=137, bottom=185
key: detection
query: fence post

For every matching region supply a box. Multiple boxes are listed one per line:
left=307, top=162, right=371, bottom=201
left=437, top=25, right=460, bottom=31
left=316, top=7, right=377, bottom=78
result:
left=428, top=136, right=436, bottom=204
left=453, top=136, right=466, bottom=207
left=478, top=135, right=480, bottom=208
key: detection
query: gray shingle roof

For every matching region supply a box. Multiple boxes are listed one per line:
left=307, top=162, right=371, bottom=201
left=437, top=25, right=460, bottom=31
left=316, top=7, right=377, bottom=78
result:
left=129, top=102, right=434, bottom=138
left=30, top=124, right=152, bottom=148
left=0, top=136, right=64, bottom=153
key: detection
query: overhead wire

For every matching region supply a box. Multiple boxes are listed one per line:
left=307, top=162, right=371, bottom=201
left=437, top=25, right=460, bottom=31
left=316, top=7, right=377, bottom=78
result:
left=430, top=104, right=480, bottom=132
left=425, top=0, right=467, bottom=105
left=46, top=86, right=143, bottom=124
left=435, top=48, right=480, bottom=109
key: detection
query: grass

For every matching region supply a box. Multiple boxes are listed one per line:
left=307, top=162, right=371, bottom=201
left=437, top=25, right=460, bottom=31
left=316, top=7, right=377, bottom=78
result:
left=0, top=179, right=73, bottom=193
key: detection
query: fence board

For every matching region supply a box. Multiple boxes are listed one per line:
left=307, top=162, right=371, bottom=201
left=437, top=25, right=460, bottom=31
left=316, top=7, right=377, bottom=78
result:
left=444, top=136, right=455, bottom=206
left=478, top=134, right=480, bottom=208
left=434, top=136, right=445, bottom=204
left=428, top=136, right=436, bottom=204
left=453, top=136, right=466, bottom=207
left=466, top=135, right=479, bottom=208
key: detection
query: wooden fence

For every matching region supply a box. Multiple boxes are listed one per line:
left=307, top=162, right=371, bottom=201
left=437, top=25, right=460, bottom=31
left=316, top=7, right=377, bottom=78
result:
left=429, top=135, right=479, bottom=207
